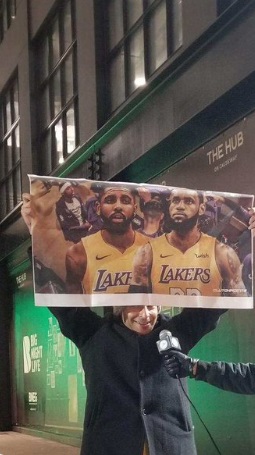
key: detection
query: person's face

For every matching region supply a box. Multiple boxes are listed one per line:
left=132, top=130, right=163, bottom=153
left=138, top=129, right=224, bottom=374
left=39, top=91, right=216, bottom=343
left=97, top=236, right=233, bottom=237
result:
left=64, top=185, right=75, bottom=198
left=168, top=189, right=205, bottom=233
left=122, top=305, right=159, bottom=335
left=98, top=189, right=136, bottom=233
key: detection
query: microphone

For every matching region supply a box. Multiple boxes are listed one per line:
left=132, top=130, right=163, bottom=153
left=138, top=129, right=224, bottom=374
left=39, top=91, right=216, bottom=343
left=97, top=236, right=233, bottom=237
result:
left=156, top=330, right=181, bottom=355
left=156, top=333, right=223, bottom=455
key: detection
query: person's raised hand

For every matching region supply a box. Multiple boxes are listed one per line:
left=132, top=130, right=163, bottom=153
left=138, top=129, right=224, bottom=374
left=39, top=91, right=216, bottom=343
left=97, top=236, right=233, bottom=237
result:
left=21, top=180, right=57, bottom=234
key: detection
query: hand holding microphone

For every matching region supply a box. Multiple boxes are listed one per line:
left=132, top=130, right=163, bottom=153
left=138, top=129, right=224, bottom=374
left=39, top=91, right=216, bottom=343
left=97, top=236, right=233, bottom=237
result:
left=156, top=330, right=199, bottom=379
left=163, top=350, right=199, bottom=378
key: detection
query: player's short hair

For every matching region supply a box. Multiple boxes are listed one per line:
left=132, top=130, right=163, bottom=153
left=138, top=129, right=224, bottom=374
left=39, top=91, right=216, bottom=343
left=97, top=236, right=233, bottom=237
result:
left=92, top=182, right=137, bottom=202
left=141, top=199, right=164, bottom=214
left=168, top=188, right=205, bottom=204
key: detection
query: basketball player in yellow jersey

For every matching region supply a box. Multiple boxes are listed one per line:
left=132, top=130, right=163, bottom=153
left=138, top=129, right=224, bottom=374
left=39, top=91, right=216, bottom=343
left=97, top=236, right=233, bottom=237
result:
left=65, top=186, right=148, bottom=294
left=130, top=188, right=247, bottom=298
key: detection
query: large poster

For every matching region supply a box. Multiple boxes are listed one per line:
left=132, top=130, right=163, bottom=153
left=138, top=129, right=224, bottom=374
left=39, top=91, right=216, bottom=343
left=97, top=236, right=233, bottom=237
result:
left=29, top=174, right=253, bottom=309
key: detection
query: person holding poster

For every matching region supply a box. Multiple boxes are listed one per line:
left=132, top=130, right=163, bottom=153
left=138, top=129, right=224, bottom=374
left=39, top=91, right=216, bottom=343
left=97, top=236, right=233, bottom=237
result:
left=163, top=349, right=255, bottom=394
left=130, top=188, right=248, bottom=299
left=21, top=187, right=255, bottom=455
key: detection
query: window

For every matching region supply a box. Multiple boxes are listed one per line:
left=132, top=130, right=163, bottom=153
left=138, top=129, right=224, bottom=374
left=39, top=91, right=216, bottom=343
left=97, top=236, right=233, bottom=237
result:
left=0, top=76, right=21, bottom=221
left=0, top=0, right=16, bottom=43
left=105, top=0, right=183, bottom=113
left=35, top=0, right=79, bottom=175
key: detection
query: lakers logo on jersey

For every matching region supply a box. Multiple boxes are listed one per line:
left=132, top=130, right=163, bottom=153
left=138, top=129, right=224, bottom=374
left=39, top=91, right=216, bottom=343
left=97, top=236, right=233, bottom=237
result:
left=93, top=270, right=132, bottom=292
left=159, top=266, right=211, bottom=284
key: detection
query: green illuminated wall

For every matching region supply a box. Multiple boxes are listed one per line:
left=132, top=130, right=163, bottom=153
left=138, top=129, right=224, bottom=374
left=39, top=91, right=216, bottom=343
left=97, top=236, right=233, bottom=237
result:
left=12, top=265, right=92, bottom=441
left=188, top=309, right=255, bottom=455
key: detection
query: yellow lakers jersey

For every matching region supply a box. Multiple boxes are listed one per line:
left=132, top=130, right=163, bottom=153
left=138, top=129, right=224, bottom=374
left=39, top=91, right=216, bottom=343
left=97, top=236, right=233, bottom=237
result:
left=81, top=230, right=148, bottom=294
left=150, top=233, right=222, bottom=297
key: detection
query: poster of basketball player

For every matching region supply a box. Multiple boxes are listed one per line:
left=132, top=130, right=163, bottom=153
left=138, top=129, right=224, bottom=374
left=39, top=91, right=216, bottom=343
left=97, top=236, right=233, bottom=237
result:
left=27, top=174, right=253, bottom=309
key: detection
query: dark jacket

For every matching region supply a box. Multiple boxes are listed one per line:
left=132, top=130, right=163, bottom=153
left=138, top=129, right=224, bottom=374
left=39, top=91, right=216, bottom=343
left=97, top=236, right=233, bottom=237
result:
left=196, top=360, right=255, bottom=394
left=50, top=307, right=224, bottom=455
left=56, top=195, right=88, bottom=243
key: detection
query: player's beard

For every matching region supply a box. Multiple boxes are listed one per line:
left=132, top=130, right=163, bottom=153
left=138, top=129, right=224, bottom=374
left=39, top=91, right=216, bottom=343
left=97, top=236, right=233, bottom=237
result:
left=101, top=213, right=133, bottom=234
left=168, top=211, right=200, bottom=234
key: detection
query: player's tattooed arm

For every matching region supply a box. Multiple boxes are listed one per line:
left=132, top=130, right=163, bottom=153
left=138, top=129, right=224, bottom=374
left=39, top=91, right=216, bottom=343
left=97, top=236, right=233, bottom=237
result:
left=129, top=243, right=152, bottom=293
left=216, top=242, right=247, bottom=296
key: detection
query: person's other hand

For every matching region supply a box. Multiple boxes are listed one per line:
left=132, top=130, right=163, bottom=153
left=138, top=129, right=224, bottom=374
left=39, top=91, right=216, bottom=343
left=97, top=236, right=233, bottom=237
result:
left=21, top=185, right=56, bottom=235
left=163, top=350, right=197, bottom=378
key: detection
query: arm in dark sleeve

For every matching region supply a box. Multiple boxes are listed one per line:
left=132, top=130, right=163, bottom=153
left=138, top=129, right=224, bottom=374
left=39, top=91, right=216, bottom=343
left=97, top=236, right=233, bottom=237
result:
left=80, top=199, right=88, bottom=223
left=55, top=201, right=71, bottom=232
left=195, top=360, right=255, bottom=394
left=172, top=308, right=227, bottom=353
left=49, top=306, right=104, bottom=349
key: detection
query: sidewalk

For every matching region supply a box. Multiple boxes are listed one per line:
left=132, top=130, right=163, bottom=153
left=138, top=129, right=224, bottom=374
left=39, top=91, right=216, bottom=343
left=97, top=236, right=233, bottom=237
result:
left=0, top=431, right=80, bottom=455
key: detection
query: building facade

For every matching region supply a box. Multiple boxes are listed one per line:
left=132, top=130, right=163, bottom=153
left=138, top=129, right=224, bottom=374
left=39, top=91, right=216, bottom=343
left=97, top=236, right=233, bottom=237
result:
left=1, top=0, right=255, bottom=453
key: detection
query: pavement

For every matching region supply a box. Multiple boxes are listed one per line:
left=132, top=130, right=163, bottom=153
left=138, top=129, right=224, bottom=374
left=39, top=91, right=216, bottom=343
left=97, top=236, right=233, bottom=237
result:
left=0, top=432, right=80, bottom=455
